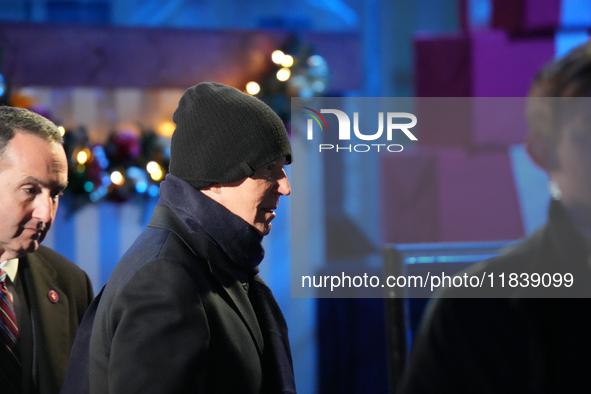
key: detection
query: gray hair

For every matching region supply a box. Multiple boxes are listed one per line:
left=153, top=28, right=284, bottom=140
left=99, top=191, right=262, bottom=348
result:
left=0, top=106, right=63, bottom=159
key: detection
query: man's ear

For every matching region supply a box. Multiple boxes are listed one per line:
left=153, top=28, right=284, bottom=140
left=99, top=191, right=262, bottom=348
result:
left=202, top=185, right=222, bottom=195
left=200, top=186, right=223, bottom=203
left=526, top=132, right=558, bottom=171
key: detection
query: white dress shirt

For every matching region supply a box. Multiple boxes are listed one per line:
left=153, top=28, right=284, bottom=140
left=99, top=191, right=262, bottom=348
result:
left=0, top=258, right=19, bottom=302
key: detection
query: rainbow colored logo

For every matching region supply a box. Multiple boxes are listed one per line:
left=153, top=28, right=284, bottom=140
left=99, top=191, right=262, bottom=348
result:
left=303, top=107, right=328, bottom=132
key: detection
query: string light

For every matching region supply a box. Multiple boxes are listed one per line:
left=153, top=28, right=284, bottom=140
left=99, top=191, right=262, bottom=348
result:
left=76, top=149, right=89, bottom=165
left=312, top=81, right=326, bottom=93
left=246, top=82, right=260, bottom=95
left=272, top=50, right=285, bottom=64
left=150, top=167, right=163, bottom=181
left=146, top=161, right=159, bottom=174
left=146, top=161, right=163, bottom=181
left=110, top=171, right=124, bottom=186
left=276, top=68, right=291, bottom=82
left=157, top=121, right=176, bottom=137
left=281, top=55, right=294, bottom=68
left=135, top=181, right=148, bottom=193
left=308, top=55, right=322, bottom=67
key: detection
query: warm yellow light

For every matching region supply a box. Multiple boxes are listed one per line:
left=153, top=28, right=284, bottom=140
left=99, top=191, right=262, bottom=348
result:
left=281, top=55, right=294, bottom=68
left=272, top=50, right=285, bottom=64
left=246, top=81, right=260, bottom=95
left=146, top=161, right=160, bottom=174
left=110, top=171, right=124, bottom=186
left=76, top=150, right=89, bottom=165
left=276, top=68, right=291, bottom=82
left=150, top=167, right=163, bottom=181
left=58, top=126, right=66, bottom=136
left=157, top=121, right=176, bottom=137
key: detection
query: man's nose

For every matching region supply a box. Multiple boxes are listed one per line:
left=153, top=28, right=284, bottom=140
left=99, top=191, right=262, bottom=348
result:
left=33, top=195, right=54, bottom=224
left=278, top=170, right=291, bottom=196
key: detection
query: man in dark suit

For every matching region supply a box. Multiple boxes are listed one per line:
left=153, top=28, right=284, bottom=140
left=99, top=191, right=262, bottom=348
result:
left=63, top=82, right=296, bottom=393
left=0, top=106, right=94, bottom=394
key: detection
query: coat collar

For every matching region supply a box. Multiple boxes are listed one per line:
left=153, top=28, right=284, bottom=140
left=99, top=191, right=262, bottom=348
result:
left=147, top=204, right=264, bottom=354
left=158, top=174, right=265, bottom=275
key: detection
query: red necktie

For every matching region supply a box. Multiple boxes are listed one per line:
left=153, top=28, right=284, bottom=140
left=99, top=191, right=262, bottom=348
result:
left=0, top=269, right=21, bottom=393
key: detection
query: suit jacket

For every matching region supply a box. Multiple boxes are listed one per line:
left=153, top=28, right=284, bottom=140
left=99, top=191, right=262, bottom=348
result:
left=88, top=204, right=266, bottom=393
left=19, top=245, right=94, bottom=394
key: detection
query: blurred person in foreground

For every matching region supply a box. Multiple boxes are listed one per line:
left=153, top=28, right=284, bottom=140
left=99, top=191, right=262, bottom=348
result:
left=400, top=42, right=591, bottom=393
left=0, top=106, right=94, bottom=394
left=62, top=82, right=296, bottom=394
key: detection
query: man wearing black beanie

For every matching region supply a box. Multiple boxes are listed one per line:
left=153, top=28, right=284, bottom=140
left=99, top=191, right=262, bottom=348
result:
left=61, top=82, right=296, bottom=394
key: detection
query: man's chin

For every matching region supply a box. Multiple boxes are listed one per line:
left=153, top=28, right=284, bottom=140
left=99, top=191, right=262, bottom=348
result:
left=254, top=223, right=272, bottom=237
left=1, top=244, right=35, bottom=261
left=24, top=239, right=41, bottom=254
left=257, top=212, right=276, bottom=236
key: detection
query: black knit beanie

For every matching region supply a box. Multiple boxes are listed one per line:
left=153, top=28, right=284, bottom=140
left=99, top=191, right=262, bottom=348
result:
left=169, top=82, right=292, bottom=189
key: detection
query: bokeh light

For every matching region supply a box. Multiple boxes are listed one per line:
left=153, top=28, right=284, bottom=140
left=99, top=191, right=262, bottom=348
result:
left=272, top=50, right=285, bottom=64
left=281, top=55, right=294, bottom=68
left=277, top=68, right=291, bottom=82
left=246, top=81, right=260, bottom=95
left=110, top=171, right=124, bottom=186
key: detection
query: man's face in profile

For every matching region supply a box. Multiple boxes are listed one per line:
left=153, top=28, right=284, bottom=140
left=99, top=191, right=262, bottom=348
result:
left=209, top=157, right=291, bottom=236
left=0, top=132, right=68, bottom=261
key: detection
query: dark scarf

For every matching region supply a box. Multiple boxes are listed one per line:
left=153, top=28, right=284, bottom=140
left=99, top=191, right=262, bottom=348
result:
left=159, top=175, right=296, bottom=394
left=158, top=174, right=264, bottom=274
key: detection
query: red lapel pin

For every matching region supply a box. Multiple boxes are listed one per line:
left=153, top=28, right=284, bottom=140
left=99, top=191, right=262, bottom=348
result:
left=48, top=290, right=59, bottom=303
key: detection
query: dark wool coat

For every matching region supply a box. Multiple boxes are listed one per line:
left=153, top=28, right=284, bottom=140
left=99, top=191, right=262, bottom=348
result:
left=401, top=200, right=591, bottom=393
left=88, top=204, right=268, bottom=393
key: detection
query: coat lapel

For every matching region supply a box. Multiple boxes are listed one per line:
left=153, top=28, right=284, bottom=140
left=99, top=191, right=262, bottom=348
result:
left=21, top=251, right=72, bottom=393
left=207, top=245, right=264, bottom=355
